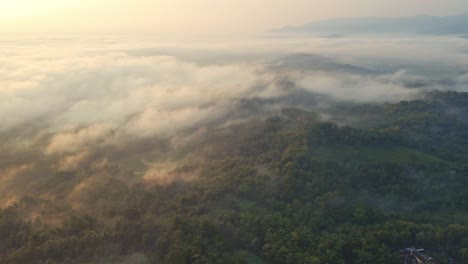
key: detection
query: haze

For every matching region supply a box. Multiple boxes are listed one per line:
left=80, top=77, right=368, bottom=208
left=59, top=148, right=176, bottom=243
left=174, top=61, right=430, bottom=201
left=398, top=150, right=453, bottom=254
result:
left=2, top=0, right=468, bottom=263
left=2, top=0, right=468, bottom=37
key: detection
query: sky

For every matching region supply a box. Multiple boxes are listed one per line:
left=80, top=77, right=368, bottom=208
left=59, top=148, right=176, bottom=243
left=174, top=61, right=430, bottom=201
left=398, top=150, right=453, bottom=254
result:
left=1, top=0, right=468, bottom=37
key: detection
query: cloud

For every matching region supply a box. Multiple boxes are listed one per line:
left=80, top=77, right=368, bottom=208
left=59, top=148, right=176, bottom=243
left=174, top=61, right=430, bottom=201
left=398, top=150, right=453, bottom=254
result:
left=46, top=124, right=113, bottom=155
left=297, top=70, right=420, bottom=102
left=56, top=151, right=91, bottom=172
left=0, top=163, right=36, bottom=207
left=1, top=34, right=468, bottom=209
left=0, top=42, right=280, bottom=139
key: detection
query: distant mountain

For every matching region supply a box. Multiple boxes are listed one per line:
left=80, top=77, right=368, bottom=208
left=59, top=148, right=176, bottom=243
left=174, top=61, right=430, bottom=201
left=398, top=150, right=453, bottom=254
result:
left=273, top=13, right=468, bottom=36
left=273, top=53, right=377, bottom=75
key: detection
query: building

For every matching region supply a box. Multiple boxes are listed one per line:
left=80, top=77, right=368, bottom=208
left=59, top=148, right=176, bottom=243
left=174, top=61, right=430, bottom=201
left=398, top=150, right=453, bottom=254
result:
left=399, top=248, right=440, bottom=264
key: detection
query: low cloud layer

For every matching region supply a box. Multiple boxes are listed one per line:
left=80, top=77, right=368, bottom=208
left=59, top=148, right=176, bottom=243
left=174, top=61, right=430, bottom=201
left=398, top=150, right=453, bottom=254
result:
left=1, top=34, right=468, bottom=211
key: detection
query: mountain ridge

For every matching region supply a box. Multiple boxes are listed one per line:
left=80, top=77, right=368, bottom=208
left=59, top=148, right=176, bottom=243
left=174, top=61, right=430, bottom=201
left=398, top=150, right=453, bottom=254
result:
left=273, top=13, right=468, bottom=36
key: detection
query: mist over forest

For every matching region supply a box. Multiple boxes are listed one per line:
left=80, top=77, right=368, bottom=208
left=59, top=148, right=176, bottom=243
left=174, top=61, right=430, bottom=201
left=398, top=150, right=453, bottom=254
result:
left=1, top=33, right=468, bottom=263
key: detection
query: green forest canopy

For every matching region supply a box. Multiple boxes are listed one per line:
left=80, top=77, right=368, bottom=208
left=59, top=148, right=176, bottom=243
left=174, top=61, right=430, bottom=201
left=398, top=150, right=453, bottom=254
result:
left=1, top=91, right=468, bottom=263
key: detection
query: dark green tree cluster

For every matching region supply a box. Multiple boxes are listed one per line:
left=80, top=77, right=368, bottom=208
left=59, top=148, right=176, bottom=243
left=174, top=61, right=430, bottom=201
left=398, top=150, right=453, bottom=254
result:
left=1, top=92, right=468, bottom=263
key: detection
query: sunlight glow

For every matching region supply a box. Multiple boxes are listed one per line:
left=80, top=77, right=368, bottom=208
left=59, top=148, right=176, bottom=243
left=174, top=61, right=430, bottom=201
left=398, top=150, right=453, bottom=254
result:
left=0, top=0, right=467, bottom=36
left=0, top=0, right=67, bottom=19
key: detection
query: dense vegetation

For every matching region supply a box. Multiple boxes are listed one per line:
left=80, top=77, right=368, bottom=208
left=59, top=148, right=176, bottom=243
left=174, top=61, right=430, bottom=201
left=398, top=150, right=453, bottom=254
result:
left=1, top=91, right=468, bottom=263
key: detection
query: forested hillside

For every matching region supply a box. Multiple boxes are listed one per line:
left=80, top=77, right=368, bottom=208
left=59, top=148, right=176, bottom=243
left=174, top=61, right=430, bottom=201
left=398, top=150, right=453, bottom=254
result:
left=1, top=92, right=468, bottom=264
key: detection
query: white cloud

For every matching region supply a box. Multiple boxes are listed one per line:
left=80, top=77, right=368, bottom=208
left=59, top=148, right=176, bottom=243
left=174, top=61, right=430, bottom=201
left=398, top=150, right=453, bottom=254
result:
left=0, top=34, right=467, bottom=158
left=46, top=123, right=113, bottom=155
left=297, top=70, right=420, bottom=103
left=0, top=34, right=467, bottom=208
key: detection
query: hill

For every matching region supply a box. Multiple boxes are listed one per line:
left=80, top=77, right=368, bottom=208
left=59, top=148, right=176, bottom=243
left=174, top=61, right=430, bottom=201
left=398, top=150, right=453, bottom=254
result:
left=0, top=92, right=468, bottom=263
left=273, top=13, right=468, bottom=36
